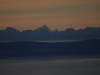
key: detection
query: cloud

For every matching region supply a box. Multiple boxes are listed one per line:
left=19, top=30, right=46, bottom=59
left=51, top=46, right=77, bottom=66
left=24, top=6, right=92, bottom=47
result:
left=0, top=4, right=100, bottom=16
left=0, top=57, right=100, bottom=75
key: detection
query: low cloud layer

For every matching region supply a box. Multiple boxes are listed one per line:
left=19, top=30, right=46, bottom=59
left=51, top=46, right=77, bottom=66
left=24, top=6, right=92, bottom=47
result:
left=0, top=57, right=100, bottom=75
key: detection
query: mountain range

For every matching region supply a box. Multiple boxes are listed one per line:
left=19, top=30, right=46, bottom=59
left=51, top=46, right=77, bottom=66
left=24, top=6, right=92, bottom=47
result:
left=0, top=25, right=100, bottom=41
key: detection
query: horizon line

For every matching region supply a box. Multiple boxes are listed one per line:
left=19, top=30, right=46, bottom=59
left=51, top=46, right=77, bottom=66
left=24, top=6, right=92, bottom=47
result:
left=0, top=25, right=100, bottom=31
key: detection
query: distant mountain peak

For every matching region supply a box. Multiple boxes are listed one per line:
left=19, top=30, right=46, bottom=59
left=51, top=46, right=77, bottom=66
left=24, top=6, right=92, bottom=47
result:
left=54, top=29, right=59, bottom=32
left=34, top=25, right=52, bottom=32
left=42, top=25, right=48, bottom=28
left=70, top=27, right=74, bottom=30
left=5, top=27, right=14, bottom=30
left=65, top=27, right=75, bottom=31
left=86, top=26, right=94, bottom=28
left=5, top=27, right=20, bottom=32
left=40, top=25, right=51, bottom=30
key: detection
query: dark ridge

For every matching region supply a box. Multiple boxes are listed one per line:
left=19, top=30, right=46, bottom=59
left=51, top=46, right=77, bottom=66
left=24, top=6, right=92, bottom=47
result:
left=0, top=39, right=100, bottom=59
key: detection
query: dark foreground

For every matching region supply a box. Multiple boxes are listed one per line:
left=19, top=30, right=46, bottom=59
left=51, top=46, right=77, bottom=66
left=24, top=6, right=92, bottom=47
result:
left=0, top=39, right=100, bottom=75
left=0, top=39, right=100, bottom=58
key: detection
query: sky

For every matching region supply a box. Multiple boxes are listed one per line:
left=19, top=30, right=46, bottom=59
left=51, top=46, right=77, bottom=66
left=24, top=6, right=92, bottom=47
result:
left=0, top=0, right=100, bottom=31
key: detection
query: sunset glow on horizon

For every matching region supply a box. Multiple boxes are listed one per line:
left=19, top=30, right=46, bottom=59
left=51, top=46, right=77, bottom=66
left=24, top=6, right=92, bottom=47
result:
left=0, top=0, right=100, bottom=31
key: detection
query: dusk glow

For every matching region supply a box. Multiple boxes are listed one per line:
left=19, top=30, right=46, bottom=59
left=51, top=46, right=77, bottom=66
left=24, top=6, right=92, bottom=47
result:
left=0, top=0, right=100, bottom=31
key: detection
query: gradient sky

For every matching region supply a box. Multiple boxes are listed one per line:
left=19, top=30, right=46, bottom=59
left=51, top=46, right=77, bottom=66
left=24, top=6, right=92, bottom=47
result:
left=0, top=0, right=100, bottom=31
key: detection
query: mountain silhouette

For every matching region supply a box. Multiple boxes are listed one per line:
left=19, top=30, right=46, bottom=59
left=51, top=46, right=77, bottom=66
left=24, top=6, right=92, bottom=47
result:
left=4, top=27, right=20, bottom=35
left=34, top=25, right=52, bottom=32
left=0, top=25, right=100, bottom=41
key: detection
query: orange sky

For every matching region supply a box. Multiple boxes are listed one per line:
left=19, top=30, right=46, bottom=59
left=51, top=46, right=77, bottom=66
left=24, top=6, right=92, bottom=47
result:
left=0, top=0, right=100, bottom=31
